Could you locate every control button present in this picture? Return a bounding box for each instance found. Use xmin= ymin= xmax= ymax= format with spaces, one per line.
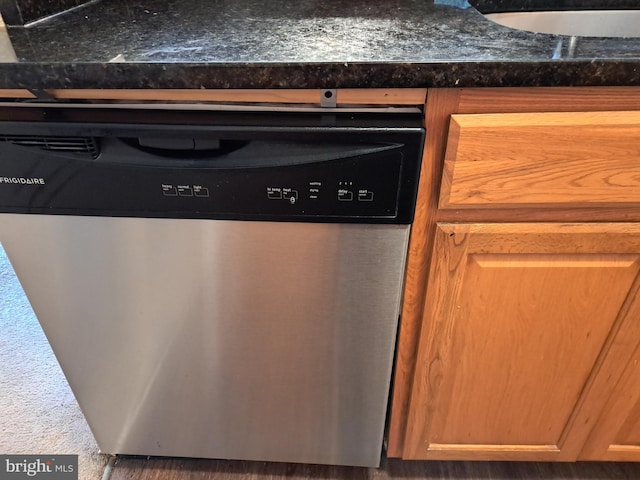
xmin=283 ymin=189 xmax=298 ymax=204
xmin=358 ymin=190 xmax=374 ymax=202
xmin=267 ymin=187 xmax=282 ymax=200
xmin=338 ymin=189 xmax=354 ymax=201
xmin=178 ymin=185 xmax=193 ymax=197
xmin=162 ymin=184 xmax=178 ymax=196
xmin=194 ymin=186 xmax=210 ymax=198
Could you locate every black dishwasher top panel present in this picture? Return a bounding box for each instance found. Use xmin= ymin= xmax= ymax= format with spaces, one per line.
xmin=0 ymin=107 xmax=424 ymax=224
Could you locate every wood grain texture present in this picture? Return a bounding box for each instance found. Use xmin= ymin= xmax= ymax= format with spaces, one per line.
xmin=581 ymin=352 xmax=640 ymax=461
xmin=109 ymin=455 xmax=640 ymax=480
xmin=554 ymin=259 xmax=640 ymax=461
xmin=386 ymin=89 xmax=460 ymax=457
xmin=430 ymin=252 xmax=636 ymax=445
xmin=402 ymin=223 xmax=640 ymax=461
xmin=457 ymin=87 xmax=640 ymax=114
xmin=617 ymin=400 xmax=640 ymax=446
xmin=42 ymin=88 xmax=426 ymax=105
xmin=436 ymin=207 xmax=640 ymax=223
xmin=0 ymin=89 xmax=34 ymax=98
xmin=337 ymin=89 xmax=426 ymax=105
xmin=438 ymin=87 xmax=640 ymax=223
xmin=49 ymin=89 xmax=323 ymax=103
xmin=391 ymin=87 xmax=640 ymax=461
xmin=574 ymin=291 xmax=640 ymax=461
xmin=440 ymin=111 xmax=640 ymax=208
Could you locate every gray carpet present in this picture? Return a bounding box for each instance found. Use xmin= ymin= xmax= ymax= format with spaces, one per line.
xmin=0 ymin=243 xmax=109 ymax=479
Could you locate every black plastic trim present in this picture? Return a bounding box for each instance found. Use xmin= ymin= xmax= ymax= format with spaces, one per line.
xmin=0 ymin=107 xmax=424 ymax=225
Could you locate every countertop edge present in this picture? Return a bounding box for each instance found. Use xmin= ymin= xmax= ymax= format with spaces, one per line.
xmin=0 ymin=60 xmax=639 ymax=90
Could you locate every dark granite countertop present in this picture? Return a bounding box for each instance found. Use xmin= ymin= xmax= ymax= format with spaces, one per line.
xmin=0 ymin=0 xmax=638 ymax=90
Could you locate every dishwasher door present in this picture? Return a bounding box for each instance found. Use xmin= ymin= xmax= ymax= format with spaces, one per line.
xmin=0 ymin=214 xmax=409 ymax=467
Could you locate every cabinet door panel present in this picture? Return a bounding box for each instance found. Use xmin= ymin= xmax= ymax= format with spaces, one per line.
xmin=403 ymin=223 xmax=640 ymax=461
xmin=433 ymin=254 xmax=636 ymax=446
xmin=440 ymin=111 xmax=640 ymax=209
xmin=578 ymin=342 xmax=640 ymax=461
xmin=617 ymin=404 xmax=640 ymax=446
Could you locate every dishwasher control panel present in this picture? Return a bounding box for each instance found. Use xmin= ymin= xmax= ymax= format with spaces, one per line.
xmin=0 ymin=108 xmax=424 ymax=224
xmin=151 ymin=149 xmax=403 ymax=218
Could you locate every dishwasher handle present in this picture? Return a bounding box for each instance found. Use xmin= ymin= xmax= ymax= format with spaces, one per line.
xmin=123 ymin=137 xmax=251 ymax=161
xmin=99 ymin=137 xmax=403 ymax=169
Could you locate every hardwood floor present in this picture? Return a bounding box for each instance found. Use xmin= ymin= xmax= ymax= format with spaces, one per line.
xmin=109 ymin=456 xmax=640 ymax=480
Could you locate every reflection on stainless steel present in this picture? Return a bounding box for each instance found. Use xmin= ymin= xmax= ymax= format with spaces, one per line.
xmin=485 ymin=10 xmax=640 ymax=38
xmin=0 ymin=214 xmax=410 ymax=467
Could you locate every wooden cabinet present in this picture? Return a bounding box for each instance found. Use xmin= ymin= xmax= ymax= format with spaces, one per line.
xmin=402 ymin=223 xmax=640 ymax=461
xmin=387 ymin=87 xmax=640 ymax=461
xmin=577 ymin=323 xmax=640 ymax=461
xmin=440 ymin=111 xmax=640 ymax=208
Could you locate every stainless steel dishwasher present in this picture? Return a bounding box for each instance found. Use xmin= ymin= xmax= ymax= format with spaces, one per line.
xmin=0 ymin=105 xmax=423 ymax=467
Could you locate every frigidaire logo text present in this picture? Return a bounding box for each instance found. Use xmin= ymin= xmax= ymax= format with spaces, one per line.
xmin=0 ymin=177 xmax=45 ymax=185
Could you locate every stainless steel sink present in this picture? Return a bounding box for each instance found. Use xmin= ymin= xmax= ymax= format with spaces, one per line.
xmin=485 ymin=10 xmax=640 ymax=38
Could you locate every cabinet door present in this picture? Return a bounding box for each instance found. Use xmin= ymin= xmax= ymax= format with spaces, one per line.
xmin=439 ymin=111 xmax=640 ymax=209
xmin=578 ymin=338 xmax=640 ymax=461
xmin=402 ymin=223 xmax=640 ymax=461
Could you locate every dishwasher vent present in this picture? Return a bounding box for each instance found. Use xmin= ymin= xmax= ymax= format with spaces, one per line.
xmin=0 ymin=135 xmax=99 ymax=159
